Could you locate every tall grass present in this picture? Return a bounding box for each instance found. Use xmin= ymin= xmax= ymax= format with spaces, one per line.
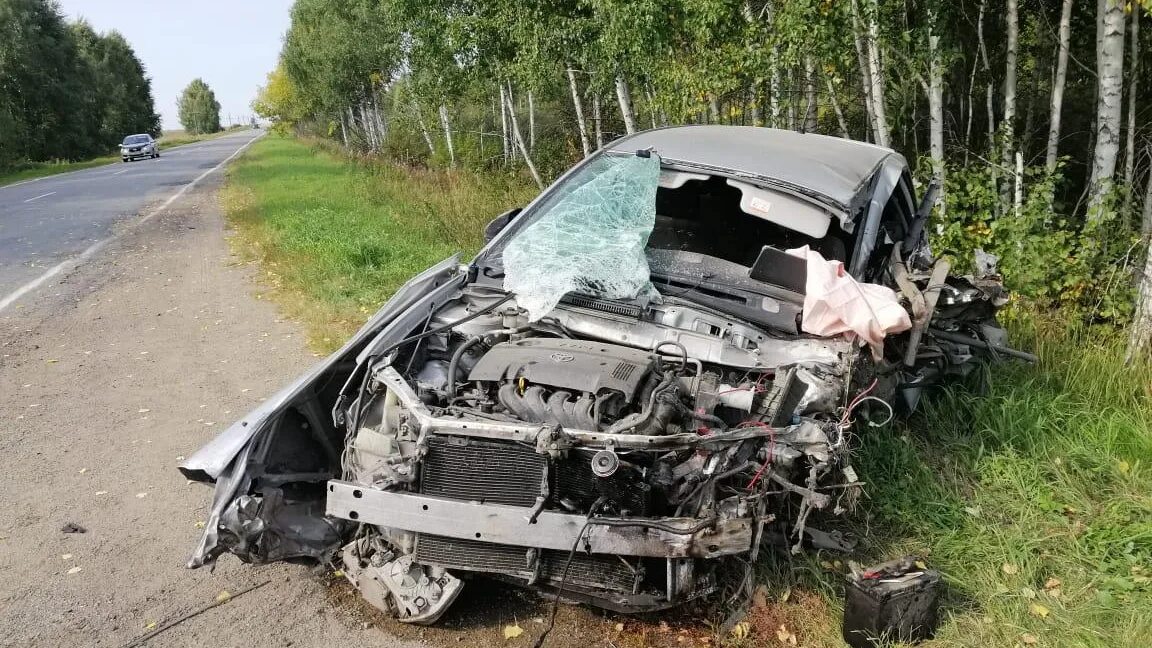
xmin=222 ymin=135 xmax=536 ymax=349
xmin=224 ymin=135 xmax=1151 ymax=647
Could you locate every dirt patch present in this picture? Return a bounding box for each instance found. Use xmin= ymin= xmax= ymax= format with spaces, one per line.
xmin=0 ymin=177 xmax=419 ymax=648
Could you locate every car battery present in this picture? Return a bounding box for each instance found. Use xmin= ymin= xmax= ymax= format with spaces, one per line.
xmin=842 ymin=557 xmax=941 ymax=648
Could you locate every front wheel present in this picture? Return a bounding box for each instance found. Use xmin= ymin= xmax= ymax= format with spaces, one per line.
xmin=122 ymin=158 xmax=129 ymax=163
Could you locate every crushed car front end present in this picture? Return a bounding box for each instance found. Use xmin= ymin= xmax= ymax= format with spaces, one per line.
xmin=180 ymin=126 xmax=1028 ymax=625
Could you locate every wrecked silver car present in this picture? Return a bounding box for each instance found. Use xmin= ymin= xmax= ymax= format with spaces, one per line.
xmin=180 ymin=126 xmax=1029 ymax=623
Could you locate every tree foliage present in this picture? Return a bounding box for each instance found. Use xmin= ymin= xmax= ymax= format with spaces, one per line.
xmin=263 ymin=0 xmax=1152 ymax=330
xmin=0 ymin=0 xmax=159 ymax=169
xmin=177 ymin=78 xmax=222 ymax=135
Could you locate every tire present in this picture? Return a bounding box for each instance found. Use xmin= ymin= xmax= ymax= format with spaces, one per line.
xmin=122 ymin=158 xmax=129 ymax=163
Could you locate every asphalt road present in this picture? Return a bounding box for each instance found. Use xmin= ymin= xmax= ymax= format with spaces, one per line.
xmin=0 ymin=129 xmax=262 ymax=310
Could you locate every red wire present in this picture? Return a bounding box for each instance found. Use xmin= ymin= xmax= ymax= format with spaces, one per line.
xmin=740 ymin=421 xmax=775 ymax=491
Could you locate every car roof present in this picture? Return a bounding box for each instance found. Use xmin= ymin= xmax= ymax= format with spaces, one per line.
xmin=607 ymin=126 xmax=904 ymax=212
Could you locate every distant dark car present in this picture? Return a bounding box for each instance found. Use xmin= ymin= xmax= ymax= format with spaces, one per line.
xmin=120 ymin=134 xmax=158 ymax=162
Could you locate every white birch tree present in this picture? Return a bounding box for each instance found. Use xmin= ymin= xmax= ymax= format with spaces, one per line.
xmin=1087 ymin=0 xmax=1126 ymax=219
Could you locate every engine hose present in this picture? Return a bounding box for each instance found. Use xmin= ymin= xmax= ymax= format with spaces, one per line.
xmin=446 ymin=335 xmax=484 ymax=396
xmin=688 ymin=409 xmax=728 ymax=432
xmin=604 ymin=373 xmax=678 ymax=434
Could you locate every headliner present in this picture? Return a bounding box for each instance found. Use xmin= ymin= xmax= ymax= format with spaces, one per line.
xmin=608 ymin=126 xmax=903 ymax=212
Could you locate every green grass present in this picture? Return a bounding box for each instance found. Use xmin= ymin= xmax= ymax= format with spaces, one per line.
xmin=0 ymin=154 xmax=123 ymax=186
xmin=0 ymin=129 xmax=238 ymax=187
xmin=222 ymin=134 xmax=537 ymax=349
xmin=223 ymin=134 xmax=1152 ymax=647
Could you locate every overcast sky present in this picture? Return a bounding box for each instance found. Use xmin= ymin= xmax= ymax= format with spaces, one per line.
xmin=58 ymin=0 xmax=293 ymax=131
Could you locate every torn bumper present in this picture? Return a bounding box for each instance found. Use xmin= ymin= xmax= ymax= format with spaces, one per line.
xmin=326 ymin=481 xmax=754 ymax=559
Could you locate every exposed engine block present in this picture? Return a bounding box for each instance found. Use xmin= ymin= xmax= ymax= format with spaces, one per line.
xmin=467 ymin=338 xmax=665 ymax=430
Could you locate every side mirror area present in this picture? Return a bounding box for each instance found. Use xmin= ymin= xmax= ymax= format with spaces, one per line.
xmin=484 ymin=207 xmax=522 ymax=243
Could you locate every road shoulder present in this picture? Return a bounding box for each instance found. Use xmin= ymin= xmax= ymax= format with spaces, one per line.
xmin=0 ymin=173 xmax=418 ymax=647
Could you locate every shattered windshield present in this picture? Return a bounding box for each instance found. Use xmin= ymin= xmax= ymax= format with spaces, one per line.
xmin=502 ymin=153 xmax=661 ymax=320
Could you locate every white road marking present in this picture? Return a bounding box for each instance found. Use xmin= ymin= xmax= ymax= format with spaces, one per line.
xmin=112 ymin=169 xmax=129 ymax=175
xmin=24 ymin=192 xmax=56 ymax=203
xmin=0 ymin=134 xmax=262 ymax=315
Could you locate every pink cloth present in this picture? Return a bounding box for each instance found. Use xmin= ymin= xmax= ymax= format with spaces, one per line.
xmin=787 ymin=246 xmax=911 ymax=359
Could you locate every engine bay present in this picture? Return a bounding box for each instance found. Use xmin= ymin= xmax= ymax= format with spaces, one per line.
xmin=331 ymin=286 xmax=862 ymax=622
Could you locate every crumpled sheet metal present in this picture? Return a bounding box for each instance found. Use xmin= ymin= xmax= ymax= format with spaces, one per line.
xmin=212 ymin=491 xmax=347 ymax=564
xmin=502 ymin=154 xmax=661 ymax=320
xmin=788 ymin=246 xmax=911 ymax=359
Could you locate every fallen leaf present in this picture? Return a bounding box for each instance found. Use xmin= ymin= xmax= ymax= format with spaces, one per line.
xmin=730 ymin=621 xmax=751 ymax=640
xmin=47 ymin=359 xmax=59 ymax=364
xmin=1002 ymin=563 xmax=1019 ymax=575
xmin=1029 ymin=603 xmax=1050 ymax=618
xmin=776 ymin=624 xmax=797 ymax=645
xmin=332 ymin=569 xmax=344 ymax=578
xmin=78 ymin=468 xmax=87 ymax=474
xmin=144 ymin=621 xmax=157 ymax=630
xmin=95 ymin=491 xmax=107 ymax=496
xmin=1021 ymin=633 xmax=1039 ymax=645
xmin=614 ymin=623 xmax=625 ymax=632
xmin=1117 ymin=460 xmax=1130 ymax=474
xmin=1022 ymin=587 xmax=1037 ymax=599
xmin=135 ymin=492 xmax=148 ymax=498
xmin=503 ymin=623 xmax=524 ymax=639
xmin=61 ymin=554 xmax=73 ymax=560
xmin=67 ymin=566 xmax=82 ymax=574
xmin=138 ymin=409 xmax=150 ymax=413
xmin=215 ymin=590 xmax=232 ymax=603
xmin=963 ymin=506 xmax=982 ymax=517
xmin=915 ymin=560 xmax=927 ymax=570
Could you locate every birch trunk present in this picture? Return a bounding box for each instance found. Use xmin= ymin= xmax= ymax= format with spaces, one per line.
xmin=362 ymin=101 xmax=379 ymax=152
xmin=853 ymin=0 xmax=890 ymax=147
xmin=566 ymin=67 xmax=592 ymax=157
xmin=504 ymin=82 xmax=544 ymax=189
xmin=965 ymin=54 xmax=977 ymax=152
xmin=1002 ymin=0 xmax=1019 ymax=165
xmin=1122 ymin=7 xmax=1140 ymax=215
xmin=1046 ymin=0 xmax=1075 ymax=174
xmin=412 ymin=99 xmax=435 ymax=157
xmin=372 ymin=92 xmax=387 ymax=144
xmin=644 ymin=83 xmax=658 ymax=129
xmin=499 ymin=86 xmax=510 ymax=164
xmin=1087 ymin=0 xmax=1126 ymax=219
xmin=438 ymin=104 xmax=455 ymax=166
xmin=823 ymin=73 xmax=850 ymax=138
xmin=593 ymin=95 xmax=604 ymax=147
xmin=339 ymin=111 xmax=349 ymax=148
xmin=709 ymin=96 xmax=721 ymax=124
xmin=853 ymin=9 xmax=876 ymax=142
xmin=615 ymin=75 xmax=637 ymax=134
xmin=769 ymin=56 xmax=782 ymax=128
xmin=928 ymin=8 xmax=946 ymax=220
xmin=750 ymin=84 xmax=763 ymax=127
xmin=347 ymin=107 xmax=360 ymax=149
xmin=803 ymin=56 xmax=818 ymax=132
xmin=527 ymin=90 xmax=536 ymax=152
xmin=977 ymin=0 xmax=995 ymax=150
xmin=1145 ymin=144 xmax=1152 ymax=235
xmin=865 ymin=0 xmax=890 ymax=147
xmin=1128 ymin=239 xmax=1152 ymax=359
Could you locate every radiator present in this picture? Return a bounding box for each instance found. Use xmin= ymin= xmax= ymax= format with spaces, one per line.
xmin=419 ymin=435 xmax=545 ymax=507
xmin=420 ymin=435 xmax=651 ymax=514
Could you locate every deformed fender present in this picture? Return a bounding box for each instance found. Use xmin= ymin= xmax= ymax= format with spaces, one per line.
xmin=179 ymin=255 xmax=464 ymax=567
